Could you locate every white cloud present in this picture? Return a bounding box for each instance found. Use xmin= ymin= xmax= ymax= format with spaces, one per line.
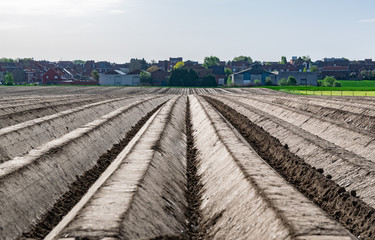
xmin=359 ymin=18 xmax=375 ymax=23
xmin=0 ymin=0 xmax=125 ymax=16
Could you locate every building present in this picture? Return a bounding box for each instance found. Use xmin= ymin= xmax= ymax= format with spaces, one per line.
xmin=99 ymin=69 xmax=141 ymax=86
xmin=150 ymin=68 xmax=169 ymax=86
xmin=321 ymin=66 xmax=349 ymax=80
xmin=231 ymin=64 xmax=277 ymax=86
xmin=11 ymin=68 xmax=27 ymax=84
xmin=42 ymin=68 xmax=74 ymax=84
xmin=277 ymin=72 xmax=318 ymax=86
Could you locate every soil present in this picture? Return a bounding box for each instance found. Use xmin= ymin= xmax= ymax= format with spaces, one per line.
xmin=22 ymin=103 xmax=165 ymax=239
xmin=204 ymin=95 xmax=375 ymax=240
xmin=184 ymin=97 xmax=204 ymax=240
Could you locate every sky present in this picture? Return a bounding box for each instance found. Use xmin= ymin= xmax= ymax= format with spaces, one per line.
xmin=1 ymin=0 xmax=375 ymax=63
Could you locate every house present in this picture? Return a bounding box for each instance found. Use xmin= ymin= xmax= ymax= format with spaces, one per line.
xmin=42 ymin=68 xmax=74 ymax=84
xmin=183 ymin=65 xmax=213 ymax=78
xmin=277 ymin=72 xmax=318 ymax=86
xmin=11 ymin=68 xmax=27 ymax=84
xmin=99 ymin=69 xmax=141 ymax=86
xmin=321 ymin=66 xmax=349 ymax=80
xmin=209 ymin=65 xmax=225 ymax=85
xmin=231 ymin=64 xmax=277 ymax=86
xmin=150 ymin=68 xmax=170 ymax=86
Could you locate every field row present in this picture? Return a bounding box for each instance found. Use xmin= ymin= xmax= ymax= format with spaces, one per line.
xmin=0 ymin=88 xmax=374 ymax=239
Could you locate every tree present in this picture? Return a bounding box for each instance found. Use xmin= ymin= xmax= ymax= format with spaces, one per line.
xmin=224 ymin=68 xmax=232 ymax=84
xmin=254 ymin=79 xmax=261 ymax=86
xmin=201 ymin=74 xmax=217 ymax=87
xmin=73 ymin=60 xmax=86 ymax=65
xmin=202 ymin=56 xmax=220 ymax=69
xmin=287 ymin=76 xmax=297 ymax=86
xmin=310 ymin=65 xmax=318 ymax=72
xmin=303 ymin=67 xmax=307 ymax=72
xmin=280 ymin=56 xmax=287 ymax=64
xmin=169 ymin=68 xmax=199 ymax=87
xmin=278 ymin=78 xmax=288 ymax=86
xmin=4 ymin=73 xmax=14 ymax=85
xmin=91 ymin=70 xmax=99 ymax=81
xmin=322 ymin=76 xmax=336 ymax=87
xmin=140 ymin=71 xmax=152 ymax=86
xmin=333 ymin=81 xmax=342 ymax=87
xmin=265 ymin=77 xmax=273 ymax=86
xmin=173 ymin=61 xmax=184 ymax=70
xmin=302 ymin=56 xmax=311 ymax=62
xmin=233 ymin=56 xmax=253 ymax=64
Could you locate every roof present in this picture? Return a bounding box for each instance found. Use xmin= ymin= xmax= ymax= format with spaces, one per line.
xmin=322 ymin=66 xmax=348 ymax=71
xmin=234 ymin=63 xmax=273 ymax=75
xmin=106 ymin=70 xmax=126 ymax=75
xmin=127 ymin=69 xmax=143 ymax=75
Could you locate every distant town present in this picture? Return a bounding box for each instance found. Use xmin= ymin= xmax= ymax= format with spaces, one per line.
xmin=0 ymin=56 xmax=374 ymax=87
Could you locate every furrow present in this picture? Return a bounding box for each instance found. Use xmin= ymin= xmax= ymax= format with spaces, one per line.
xmin=0 ymin=96 xmax=170 ymax=240
xmin=212 ymin=95 xmax=375 ymax=209
xmin=0 ymin=96 xmax=151 ymax=163
xmin=49 ymin=96 xmax=187 ymax=239
xmin=204 ymin=95 xmax=375 ymax=240
xmin=190 ymin=95 xmax=356 ymax=239
xmin=231 ymin=95 xmax=375 ymax=162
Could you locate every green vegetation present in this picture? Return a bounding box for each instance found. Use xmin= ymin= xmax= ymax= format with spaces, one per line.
xmin=233 ymin=56 xmax=253 ymax=64
xmin=169 ymin=68 xmax=217 ymax=87
xmin=202 ymin=56 xmax=220 ymax=69
xmin=173 ymin=61 xmax=184 ymax=70
xmin=4 ymin=73 xmax=15 ymax=85
xmin=254 ymin=80 xmax=261 ymax=86
xmin=139 ymin=71 xmax=152 ymax=86
xmin=339 ymin=80 xmax=375 ymax=88
xmin=265 ymin=77 xmax=273 ymax=86
xmin=280 ymin=56 xmax=287 ymax=64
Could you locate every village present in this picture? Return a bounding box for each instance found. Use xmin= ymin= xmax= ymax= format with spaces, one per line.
xmin=1 ymin=56 xmax=375 ymax=87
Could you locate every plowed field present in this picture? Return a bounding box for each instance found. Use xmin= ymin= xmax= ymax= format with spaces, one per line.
xmin=0 ymin=86 xmax=374 ymax=240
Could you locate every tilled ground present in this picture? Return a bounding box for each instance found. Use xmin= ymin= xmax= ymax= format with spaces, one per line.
xmin=0 ymin=87 xmax=374 ymax=240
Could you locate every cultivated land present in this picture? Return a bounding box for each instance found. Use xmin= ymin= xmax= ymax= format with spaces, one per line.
xmin=0 ymin=86 xmax=375 ymax=239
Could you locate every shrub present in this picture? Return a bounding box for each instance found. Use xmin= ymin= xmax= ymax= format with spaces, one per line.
xmin=333 ymin=81 xmax=342 ymax=87
xmin=279 ymin=78 xmax=288 ymax=86
xmin=322 ymin=76 xmax=336 ymax=87
xmin=265 ymin=77 xmax=273 ymax=86
xmin=254 ymin=79 xmax=261 ymax=86
xmin=287 ymin=76 xmax=297 ymax=86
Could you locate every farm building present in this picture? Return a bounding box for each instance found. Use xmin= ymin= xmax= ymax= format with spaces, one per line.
xmin=277 ymin=71 xmax=318 ymax=86
xmin=99 ymin=69 xmax=141 ymax=86
xmin=231 ymin=64 xmax=277 ymax=86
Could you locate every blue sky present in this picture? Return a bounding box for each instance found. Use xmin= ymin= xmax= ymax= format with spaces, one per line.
xmin=1 ymin=0 xmax=375 ymax=63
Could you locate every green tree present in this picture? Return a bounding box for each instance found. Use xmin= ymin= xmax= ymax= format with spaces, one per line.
xmin=303 ymin=67 xmax=307 ymax=72
xmin=233 ymin=56 xmax=253 ymax=64
xmin=278 ymin=78 xmax=288 ymax=86
xmin=287 ymin=76 xmax=297 ymax=86
xmin=322 ymin=76 xmax=336 ymax=87
xmin=91 ymin=70 xmax=99 ymax=81
xmin=0 ymin=58 xmax=15 ymax=63
xmin=224 ymin=68 xmax=232 ymax=84
xmin=202 ymin=56 xmax=220 ymax=69
xmin=73 ymin=60 xmax=86 ymax=65
xmin=280 ymin=56 xmax=287 ymax=64
xmin=169 ymin=68 xmax=199 ymax=87
xmin=265 ymin=77 xmax=273 ymax=86
xmin=333 ymin=81 xmax=342 ymax=87
xmin=173 ymin=61 xmax=185 ymax=70
xmin=302 ymin=56 xmax=311 ymax=62
xmin=140 ymin=71 xmax=152 ymax=86
xmin=310 ymin=65 xmax=318 ymax=72
xmin=201 ymin=74 xmax=217 ymax=87
xmin=254 ymin=79 xmax=261 ymax=86
xmin=4 ymin=73 xmax=15 ymax=85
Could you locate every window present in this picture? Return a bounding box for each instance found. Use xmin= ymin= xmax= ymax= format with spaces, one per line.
xmin=54 ymin=76 xmax=58 ymax=79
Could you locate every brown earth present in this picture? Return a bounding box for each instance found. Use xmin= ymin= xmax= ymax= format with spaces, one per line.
xmin=22 ymin=102 xmax=165 ymax=239
xmin=203 ymin=96 xmax=375 ymax=240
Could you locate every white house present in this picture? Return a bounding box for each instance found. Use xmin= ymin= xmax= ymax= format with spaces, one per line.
xmin=99 ymin=69 xmax=141 ymax=86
